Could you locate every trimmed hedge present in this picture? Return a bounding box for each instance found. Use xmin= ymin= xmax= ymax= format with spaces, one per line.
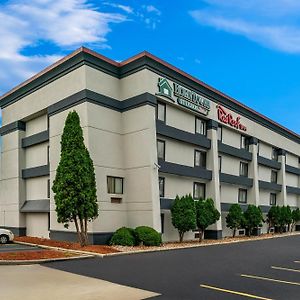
xmin=135 ymin=226 xmax=162 ymax=246
xmin=109 ymin=227 xmax=136 ymax=246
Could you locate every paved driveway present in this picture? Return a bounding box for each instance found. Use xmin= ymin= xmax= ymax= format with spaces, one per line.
xmin=45 ymin=235 xmax=300 ymax=299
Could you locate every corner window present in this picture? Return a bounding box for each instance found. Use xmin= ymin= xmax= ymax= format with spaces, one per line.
xmin=217 ymin=126 xmax=222 ymax=142
xmin=270 ymin=193 xmax=277 ymax=206
xmin=239 ymin=162 xmax=248 ymax=177
xmin=272 ymin=147 xmax=278 ymax=161
xmin=157 ymin=102 xmax=166 ymax=122
xmin=195 ymin=118 xmax=206 ymax=136
xmin=107 ymin=176 xmax=124 ymax=194
xmin=271 ymin=170 xmax=278 ymax=183
xmin=238 ymin=188 xmax=247 ymax=204
xmin=157 ymin=140 xmax=165 ymax=160
xmin=241 ymin=135 xmax=250 ymax=151
xmin=193 ymin=182 xmax=206 ymax=200
xmin=194 ymin=150 xmax=207 ymax=168
xmin=218 ymin=156 xmax=222 ymax=172
xmin=159 ymin=177 xmax=165 ymax=197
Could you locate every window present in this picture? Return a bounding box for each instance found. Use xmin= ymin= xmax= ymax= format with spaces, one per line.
xmin=270 ymin=193 xmax=277 ymax=206
xmin=157 ymin=140 xmax=165 ymax=160
xmin=238 ymin=189 xmax=247 ymax=203
xmin=193 ymin=182 xmax=206 ymax=200
xmin=47 ymin=146 xmax=50 ymax=164
xmin=159 ymin=177 xmax=165 ymax=197
xmin=194 ymin=150 xmax=207 ymax=168
xmin=218 ymin=156 xmax=222 ymax=172
xmin=241 ymin=135 xmax=250 ymax=151
xmin=272 ymin=147 xmax=278 ymax=161
xmin=107 ymin=176 xmax=124 ymax=194
xmin=47 ymin=179 xmax=50 ymax=198
xmin=257 ymin=140 xmax=260 ymax=155
xmin=217 ymin=126 xmax=222 ymax=141
xmin=271 ymin=170 xmax=278 ymax=183
xmin=157 ymin=102 xmax=166 ymax=122
xmin=240 ymin=162 xmax=248 ymax=177
xmin=195 ymin=118 xmax=206 ymax=136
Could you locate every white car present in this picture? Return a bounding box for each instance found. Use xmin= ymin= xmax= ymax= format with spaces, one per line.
xmin=0 ymin=229 xmax=14 ymax=244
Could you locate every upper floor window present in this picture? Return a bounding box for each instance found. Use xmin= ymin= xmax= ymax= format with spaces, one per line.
xmin=217 ymin=126 xmax=222 ymax=142
xmin=194 ymin=150 xmax=207 ymax=168
xmin=193 ymin=182 xmax=206 ymax=200
xmin=107 ymin=176 xmax=124 ymax=194
xmin=157 ymin=140 xmax=165 ymax=160
xmin=241 ymin=135 xmax=250 ymax=151
xmin=240 ymin=162 xmax=248 ymax=177
xmin=270 ymin=193 xmax=277 ymax=206
xmin=159 ymin=177 xmax=165 ymax=197
xmin=238 ymin=188 xmax=247 ymax=204
xmin=271 ymin=170 xmax=278 ymax=183
xmin=272 ymin=147 xmax=278 ymax=161
xmin=195 ymin=118 xmax=206 ymax=136
xmin=157 ymin=102 xmax=166 ymax=122
xmin=257 ymin=140 xmax=260 ymax=155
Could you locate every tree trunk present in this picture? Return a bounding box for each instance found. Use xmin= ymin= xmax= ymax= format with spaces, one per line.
xmin=179 ymin=231 xmax=184 ymax=243
xmin=79 ymin=218 xmax=87 ymax=247
xmin=233 ymin=228 xmax=236 ymax=238
xmin=74 ymin=217 xmax=83 ymax=246
xmin=248 ymin=228 xmax=251 ymax=237
xmin=199 ymin=228 xmax=204 ymax=242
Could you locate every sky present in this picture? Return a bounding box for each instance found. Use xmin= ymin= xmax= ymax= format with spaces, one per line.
xmin=1 ymin=0 xmax=300 ymax=133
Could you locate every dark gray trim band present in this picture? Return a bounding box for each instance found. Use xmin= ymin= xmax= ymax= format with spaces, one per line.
xmin=257 ymin=156 xmax=281 ymax=170
xmin=218 ymin=142 xmax=252 ymax=161
xmin=20 ymin=200 xmax=50 ymax=213
xmin=259 ymin=180 xmax=282 ymax=191
xmin=286 ymin=186 xmax=300 ymax=195
xmin=1 ymin=226 xmax=26 ymax=236
xmin=22 ymin=164 xmax=50 ymax=179
xmin=49 ymin=230 xmax=113 ymax=245
xmin=156 ymin=120 xmax=211 ymax=149
xmin=221 ymin=203 xmax=270 ymax=213
xmin=48 ymin=89 xmax=157 ymax=116
xmin=22 ymin=130 xmax=49 ymax=148
xmin=220 ymin=173 xmax=253 ymax=187
xmin=158 ymin=159 xmax=212 ymax=180
xmin=204 ymin=230 xmax=222 ymax=240
xmin=0 ymin=121 xmax=26 ymax=136
xmin=285 ymin=164 xmax=300 ymax=176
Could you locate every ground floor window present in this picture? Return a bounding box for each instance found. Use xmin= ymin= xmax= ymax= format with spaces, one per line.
xmin=107 ymin=176 xmax=124 ymax=194
xmin=270 ymin=193 xmax=277 ymax=206
xmin=238 ymin=188 xmax=247 ymax=203
xmin=193 ymin=182 xmax=206 ymax=200
xmin=159 ymin=177 xmax=165 ymax=197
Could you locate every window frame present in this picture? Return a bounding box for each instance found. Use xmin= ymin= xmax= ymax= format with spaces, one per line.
xmin=157 ymin=102 xmax=166 ymax=123
xmin=157 ymin=139 xmax=166 ymax=160
xmin=195 ymin=117 xmax=207 ymax=136
xmin=47 ymin=179 xmax=50 ymax=198
xmin=194 ymin=149 xmax=207 ymax=168
xmin=240 ymin=135 xmax=250 ymax=151
xmin=107 ymin=176 xmax=124 ymax=194
xmin=238 ymin=188 xmax=247 ymax=204
xmin=270 ymin=193 xmax=277 ymax=206
xmin=272 ymin=147 xmax=278 ymax=161
xmin=193 ymin=182 xmax=206 ymax=200
xmin=239 ymin=161 xmax=249 ymax=177
xmin=218 ymin=155 xmax=222 ymax=172
xmin=271 ymin=170 xmax=278 ymax=184
xmin=159 ymin=177 xmax=165 ymax=198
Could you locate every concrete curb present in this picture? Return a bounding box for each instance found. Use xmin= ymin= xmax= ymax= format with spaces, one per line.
xmin=13 ymin=232 xmax=300 ymax=259
xmin=0 ymin=254 xmax=95 ymax=265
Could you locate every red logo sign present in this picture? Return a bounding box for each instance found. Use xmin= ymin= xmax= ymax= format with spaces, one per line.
xmin=217 ymin=105 xmax=247 ymax=131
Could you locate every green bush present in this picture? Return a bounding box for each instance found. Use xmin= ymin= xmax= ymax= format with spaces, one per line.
xmin=110 ymin=227 xmax=136 ymax=246
xmin=135 ymin=226 xmax=162 ymax=246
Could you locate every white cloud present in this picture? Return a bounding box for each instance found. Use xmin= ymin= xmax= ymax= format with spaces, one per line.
xmin=190 ymin=0 xmax=300 ymax=53
xmin=103 ymin=2 xmax=134 ymax=14
xmin=144 ymin=5 xmax=161 ymax=16
xmin=0 ymin=0 xmax=129 ymax=95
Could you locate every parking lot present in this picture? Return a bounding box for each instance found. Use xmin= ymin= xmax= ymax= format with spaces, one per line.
xmin=45 ymin=235 xmax=300 ymax=299
xmin=0 ymin=243 xmax=40 ymax=253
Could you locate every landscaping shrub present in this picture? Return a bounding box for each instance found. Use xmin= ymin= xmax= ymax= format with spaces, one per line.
xmin=135 ymin=226 xmax=162 ymax=246
xmin=110 ymin=227 xmax=136 ymax=246
xmin=226 ymin=204 xmax=244 ymax=237
xmin=243 ymin=205 xmax=264 ymax=236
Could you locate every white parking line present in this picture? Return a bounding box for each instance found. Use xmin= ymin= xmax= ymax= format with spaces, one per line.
xmin=271 ymin=266 xmax=300 ymax=273
xmin=241 ymin=274 xmax=300 ymax=286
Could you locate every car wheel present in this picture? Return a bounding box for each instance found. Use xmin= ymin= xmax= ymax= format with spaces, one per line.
xmin=0 ymin=235 xmax=8 ymax=244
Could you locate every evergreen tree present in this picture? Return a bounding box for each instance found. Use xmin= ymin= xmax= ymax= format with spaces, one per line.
xmin=52 ymin=111 xmax=98 ymax=246
xmin=171 ymin=194 xmax=196 ymax=243
xmin=266 ymin=206 xmax=280 ymax=233
xmin=291 ymin=208 xmax=300 ymax=231
xmin=226 ymin=204 xmax=244 ymax=237
xmin=195 ymin=198 xmax=220 ymax=241
xmin=243 ymin=205 xmax=263 ymax=236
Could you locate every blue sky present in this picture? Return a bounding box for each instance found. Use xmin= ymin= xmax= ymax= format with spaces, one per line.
xmin=1 ymin=0 xmax=300 ymax=133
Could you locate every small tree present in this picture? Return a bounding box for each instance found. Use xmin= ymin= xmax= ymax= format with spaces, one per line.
xmin=171 ymin=194 xmax=196 ymax=243
xmin=266 ymin=206 xmax=280 ymax=233
xmin=243 ymin=205 xmax=263 ymax=236
xmin=52 ymin=111 xmax=98 ymax=246
xmin=291 ymin=208 xmax=300 ymax=231
xmin=226 ymin=204 xmax=244 ymax=237
xmin=280 ymin=206 xmax=293 ymax=232
xmin=195 ymin=198 xmax=220 ymax=241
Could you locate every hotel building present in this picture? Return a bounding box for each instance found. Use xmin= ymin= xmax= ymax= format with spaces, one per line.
xmin=0 ymin=47 xmax=299 ymax=243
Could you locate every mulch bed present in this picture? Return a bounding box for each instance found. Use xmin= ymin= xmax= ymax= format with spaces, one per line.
xmin=0 ymin=250 xmax=77 ymax=261
xmin=15 ymin=236 xmax=120 ymax=254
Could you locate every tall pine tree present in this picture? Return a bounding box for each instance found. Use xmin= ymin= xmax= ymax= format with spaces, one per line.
xmin=52 ymin=111 xmax=98 ymax=246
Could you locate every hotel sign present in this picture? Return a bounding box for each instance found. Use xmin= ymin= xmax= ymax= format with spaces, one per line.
xmin=217 ymin=105 xmax=247 ymax=131
xmin=157 ymin=78 xmax=210 ymax=115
